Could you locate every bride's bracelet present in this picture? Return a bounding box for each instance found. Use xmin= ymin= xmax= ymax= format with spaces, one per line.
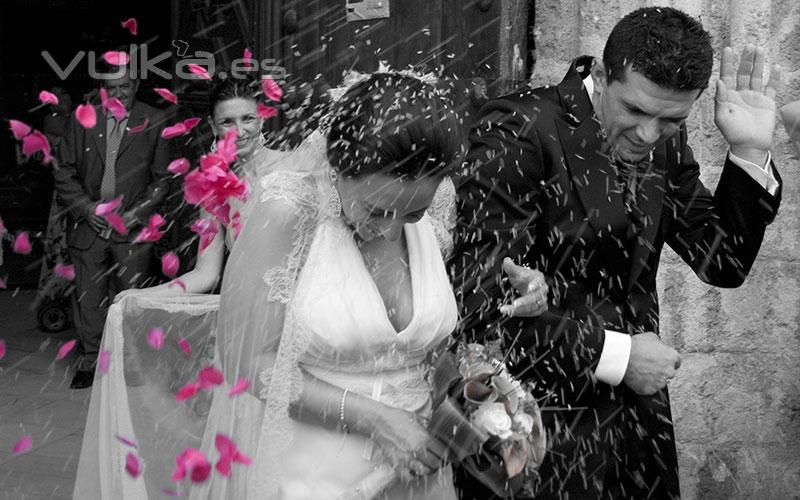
xmin=339 ymin=388 xmax=349 ymax=433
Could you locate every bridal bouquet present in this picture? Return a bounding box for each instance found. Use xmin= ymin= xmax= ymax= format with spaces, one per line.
xmin=429 ymin=343 xmax=546 ymax=497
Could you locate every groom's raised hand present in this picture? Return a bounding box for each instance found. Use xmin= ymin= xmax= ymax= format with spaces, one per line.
xmin=715 ymin=44 xmax=782 ymax=165
xmin=623 ymin=332 xmax=682 ymax=396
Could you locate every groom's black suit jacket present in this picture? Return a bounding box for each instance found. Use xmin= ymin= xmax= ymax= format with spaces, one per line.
xmin=451 ymin=57 xmax=781 ymax=499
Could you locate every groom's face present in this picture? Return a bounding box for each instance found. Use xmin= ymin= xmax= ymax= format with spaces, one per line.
xmin=591 ymin=63 xmax=700 ymax=161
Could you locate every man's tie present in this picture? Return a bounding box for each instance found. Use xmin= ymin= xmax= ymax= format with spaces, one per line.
xmin=614 ymin=157 xmax=649 ymax=244
xmin=101 ymin=116 xmax=124 ymax=200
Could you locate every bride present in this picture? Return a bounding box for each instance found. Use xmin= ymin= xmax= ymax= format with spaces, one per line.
xmin=193 ymin=72 xmax=463 ymax=499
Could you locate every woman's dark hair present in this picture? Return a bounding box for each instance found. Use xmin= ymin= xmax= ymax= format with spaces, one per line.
xmin=326 ymin=73 xmax=464 ymax=179
xmin=208 ymin=71 xmax=264 ymax=114
xmin=603 ymin=7 xmax=713 ymax=91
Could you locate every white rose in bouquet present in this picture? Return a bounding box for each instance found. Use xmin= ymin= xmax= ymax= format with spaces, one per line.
xmin=472 ymin=402 xmax=513 ymax=440
xmin=512 ymin=412 xmax=534 ymax=434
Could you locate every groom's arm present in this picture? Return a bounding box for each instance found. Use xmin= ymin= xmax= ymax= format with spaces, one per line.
xmin=452 ymin=96 xmax=607 ymax=401
xmin=664 ymin=126 xmax=781 ymax=287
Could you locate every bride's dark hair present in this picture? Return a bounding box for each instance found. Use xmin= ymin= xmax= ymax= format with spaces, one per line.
xmin=326 ymin=73 xmax=463 ymax=179
xmin=208 ymin=70 xmax=265 ymax=113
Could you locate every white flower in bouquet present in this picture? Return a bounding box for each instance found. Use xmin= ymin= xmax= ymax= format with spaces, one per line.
xmin=472 ymin=402 xmax=513 ymax=440
xmin=512 ymin=412 xmax=534 ymax=434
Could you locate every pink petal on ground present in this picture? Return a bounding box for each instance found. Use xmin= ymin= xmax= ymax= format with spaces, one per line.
xmin=39 ymin=90 xmax=59 ymax=106
xmin=127 ymin=118 xmax=149 ymax=135
xmin=182 ymin=117 xmax=201 ymax=130
xmin=104 ymin=213 xmax=129 ymax=235
xmin=106 ymin=97 xmax=127 ymax=121
xmin=167 ymin=157 xmax=190 ymax=175
xmin=161 ymin=251 xmax=179 ymax=277
xmin=95 ymin=196 xmax=123 ymax=215
xmin=115 ymin=434 xmax=138 ymax=448
xmin=154 ymin=88 xmax=178 ymax=104
xmin=12 ymin=435 xmax=32 ymax=455
xmin=54 ymin=262 xmax=75 ymax=281
xmin=13 ymin=232 xmax=32 ymax=254
xmin=261 ymin=76 xmax=282 ymax=102
xmin=55 ymin=339 xmax=77 ymax=361
xmin=125 ymin=452 xmax=141 ymax=478
xmin=198 ymin=366 xmax=224 ymax=389
xmin=9 ymin=119 xmax=31 ymax=140
xmin=121 ymin=18 xmax=138 ymax=36
xmin=177 ymin=337 xmax=192 ymax=356
xmin=103 ymin=51 xmax=130 ymax=66
xmin=147 ymin=327 xmax=165 ymax=350
xmin=228 ymin=378 xmax=249 ymax=398
xmin=76 ymin=104 xmax=97 ymax=129
xmin=161 ymin=123 xmax=187 ymax=139
xmin=175 ymin=382 xmax=201 ymax=402
xmin=256 ymin=103 xmax=278 ymax=119
xmin=99 ymin=350 xmax=111 ymax=375
xmin=0 ymin=339 xmax=6 ymax=359
xmin=187 ymin=64 xmax=211 ymax=81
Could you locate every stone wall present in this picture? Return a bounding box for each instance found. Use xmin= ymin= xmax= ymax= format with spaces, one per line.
xmin=529 ymin=1 xmax=800 ymax=498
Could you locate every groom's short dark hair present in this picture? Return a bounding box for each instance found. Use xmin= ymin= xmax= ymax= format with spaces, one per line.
xmin=603 ymin=6 xmax=713 ymax=91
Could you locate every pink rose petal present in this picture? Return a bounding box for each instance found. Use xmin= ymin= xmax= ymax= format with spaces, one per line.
xmin=198 ymin=366 xmax=224 ymax=389
xmin=0 ymin=277 xmax=6 ymax=289
xmin=261 ymin=76 xmax=282 ymax=102
xmin=190 ymin=218 xmax=218 ymax=252
xmin=177 ymin=337 xmax=192 ymax=356
xmin=175 ymin=382 xmax=201 ymax=402
xmin=133 ymin=214 xmax=165 ymax=243
xmin=104 ymin=213 xmax=129 ymax=235
xmin=39 ymin=90 xmax=59 ymax=106
xmin=22 ymin=130 xmax=53 ymax=163
xmin=187 ymin=64 xmax=211 ymax=81
xmin=243 ymin=48 xmax=253 ymax=67
xmin=115 ymin=434 xmax=138 ymax=448
xmin=95 ymin=196 xmax=123 ymax=216
xmin=167 ymin=157 xmax=190 ymax=175
xmin=13 ymin=232 xmax=32 ymax=255
xmin=228 ymin=378 xmax=250 ymax=398
xmin=106 ymin=97 xmax=127 ymax=121
xmin=121 ymin=18 xmax=138 ymax=36
xmin=127 ymin=118 xmax=149 ymax=135
xmin=256 ymin=103 xmax=278 ymax=119
xmin=0 ymin=339 xmax=6 ymax=360
xmin=173 ymin=279 xmax=187 ymax=292
xmin=9 ymin=119 xmax=31 ymax=140
xmin=98 ymin=350 xmax=111 ymax=375
xmin=54 ymin=262 xmax=75 ymax=281
xmin=216 ymin=128 xmax=238 ymax=164
xmin=154 ymin=88 xmax=178 ymax=104
xmin=161 ymin=252 xmax=179 ymax=277
xmin=125 ymin=452 xmax=141 ymax=478
xmin=214 ymin=433 xmax=251 ymax=478
xmin=76 ymin=104 xmax=97 ymax=129
xmin=103 ymin=51 xmax=130 ymax=66
xmin=99 ymin=88 xmax=109 ymax=112
xmin=160 ymin=488 xmax=182 ymax=497
xmin=12 ymin=435 xmax=32 ymax=455
xmin=161 ymin=123 xmax=187 ymax=139
xmin=55 ymin=339 xmax=77 ymax=361
xmin=182 ymin=117 xmax=201 ymax=130
xmin=147 ymin=327 xmax=165 ymax=350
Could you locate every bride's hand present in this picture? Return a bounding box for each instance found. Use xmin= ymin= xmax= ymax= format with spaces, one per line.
xmin=499 ymin=257 xmax=549 ymax=317
xmin=369 ymin=407 xmax=447 ymax=481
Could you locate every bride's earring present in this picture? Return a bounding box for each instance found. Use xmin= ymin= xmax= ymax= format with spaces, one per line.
xmin=209 ymin=136 xmax=218 ymax=153
xmin=328 ymin=169 xmax=342 ymax=216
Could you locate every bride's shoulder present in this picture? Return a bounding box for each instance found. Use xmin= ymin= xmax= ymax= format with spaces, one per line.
xmin=258 ymin=169 xmax=321 ymax=213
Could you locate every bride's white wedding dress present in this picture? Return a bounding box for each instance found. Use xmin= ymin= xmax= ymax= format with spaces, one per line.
xmin=73 ymin=130 xmax=458 ymax=499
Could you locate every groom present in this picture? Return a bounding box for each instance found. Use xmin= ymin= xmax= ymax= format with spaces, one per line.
xmin=452 ymin=7 xmax=781 ymax=499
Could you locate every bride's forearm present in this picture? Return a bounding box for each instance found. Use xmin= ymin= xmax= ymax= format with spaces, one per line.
xmin=288 ymin=368 xmax=390 ymax=437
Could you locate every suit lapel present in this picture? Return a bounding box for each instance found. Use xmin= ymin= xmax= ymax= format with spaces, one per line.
xmin=117 ymin=102 xmax=144 ymax=158
xmin=555 ymin=58 xmax=631 ymax=278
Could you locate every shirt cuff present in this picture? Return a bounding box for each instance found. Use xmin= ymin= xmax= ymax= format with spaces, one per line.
xmin=594 ymin=330 xmax=632 ymax=386
xmin=728 ymin=151 xmax=780 ymax=196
